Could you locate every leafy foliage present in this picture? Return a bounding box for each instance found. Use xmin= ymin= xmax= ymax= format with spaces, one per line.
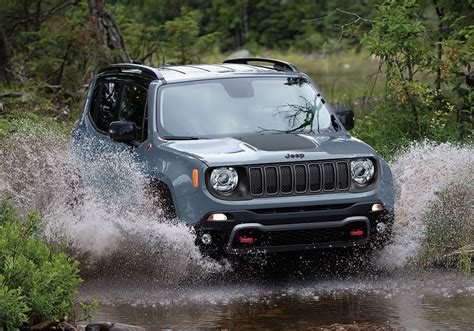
xmin=353 ymin=99 xmax=461 ymax=160
xmin=362 ymin=0 xmax=473 ymax=144
xmin=0 ymin=201 xmax=82 ymax=329
xmin=162 ymin=7 xmax=219 ymax=64
xmin=79 ymin=300 xmax=100 ymax=323
xmin=0 ymin=275 xmax=30 ymax=330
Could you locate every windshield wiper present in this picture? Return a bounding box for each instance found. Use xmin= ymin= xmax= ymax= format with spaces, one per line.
xmin=162 ymin=135 xmax=202 ymax=140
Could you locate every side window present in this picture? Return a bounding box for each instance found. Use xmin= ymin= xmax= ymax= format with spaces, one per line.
xmin=90 ymin=81 xmax=122 ymax=132
xmin=119 ymin=84 xmax=148 ymax=141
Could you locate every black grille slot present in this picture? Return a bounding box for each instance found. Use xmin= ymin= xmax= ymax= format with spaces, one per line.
xmin=246 ymin=159 xmax=357 ymax=197
xmin=280 ymin=166 xmax=293 ymax=194
xmin=264 ymin=167 xmax=278 ymax=195
xmin=249 ymin=168 xmax=263 ymax=195
xmin=323 ymin=163 xmax=336 ymax=191
xmin=294 ymin=165 xmax=307 ymax=193
xmin=233 ymin=221 xmax=368 ymax=248
xmin=337 ymin=162 xmax=350 ymax=190
xmin=309 ymin=163 xmax=321 ymax=192
xmin=266 ymin=228 xmax=346 ymax=246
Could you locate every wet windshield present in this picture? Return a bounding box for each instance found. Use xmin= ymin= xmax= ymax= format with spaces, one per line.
xmin=158 ymin=77 xmax=336 ymax=138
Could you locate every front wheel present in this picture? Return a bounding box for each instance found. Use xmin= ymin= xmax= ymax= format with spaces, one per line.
xmin=145 ymin=179 xmax=177 ymax=219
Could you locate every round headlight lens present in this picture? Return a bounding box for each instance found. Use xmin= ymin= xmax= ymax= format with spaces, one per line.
xmin=210 ymin=167 xmax=238 ymax=193
xmin=351 ymin=159 xmax=375 ymax=185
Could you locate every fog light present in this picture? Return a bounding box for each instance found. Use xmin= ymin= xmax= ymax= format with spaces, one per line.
xmin=207 ymin=213 xmax=228 ymax=221
xmin=201 ymin=233 xmax=212 ymax=245
xmin=376 ymin=222 xmax=387 ymax=234
xmin=371 ymin=203 xmax=384 ymax=212
xmin=350 ymin=229 xmax=365 ymax=237
xmin=239 ymin=236 xmax=254 ymax=244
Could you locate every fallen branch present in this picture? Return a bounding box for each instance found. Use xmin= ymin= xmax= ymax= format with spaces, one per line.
xmin=0 ymin=91 xmax=22 ymax=98
xmin=442 ymin=245 xmax=474 ymax=258
xmin=430 ymin=245 xmax=474 ymax=269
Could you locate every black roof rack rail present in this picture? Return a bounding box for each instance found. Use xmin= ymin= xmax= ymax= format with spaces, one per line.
xmin=98 ymin=63 xmax=164 ymax=80
xmin=223 ymin=57 xmax=299 ymax=72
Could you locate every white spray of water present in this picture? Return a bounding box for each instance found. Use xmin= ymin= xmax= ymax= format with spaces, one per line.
xmin=0 ymin=122 xmax=227 ymax=283
xmin=378 ymin=141 xmax=474 ymax=268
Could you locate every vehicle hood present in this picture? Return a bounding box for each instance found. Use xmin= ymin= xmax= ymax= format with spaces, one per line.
xmin=162 ymin=133 xmax=377 ymax=166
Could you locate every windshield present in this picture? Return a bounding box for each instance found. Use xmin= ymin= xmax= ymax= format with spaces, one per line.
xmin=158 ymin=77 xmax=337 ymax=138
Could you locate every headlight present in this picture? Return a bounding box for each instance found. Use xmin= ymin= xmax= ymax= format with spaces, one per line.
xmin=351 ymin=159 xmax=375 ymax=185
xmin=210 ymin=167 xmax=238 ymax=193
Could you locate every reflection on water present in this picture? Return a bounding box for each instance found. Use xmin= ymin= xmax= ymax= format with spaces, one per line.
xmin=80 ymin=271 xmax=474 ymax=330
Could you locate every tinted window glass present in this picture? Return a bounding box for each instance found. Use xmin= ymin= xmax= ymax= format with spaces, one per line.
xmin=91 ymin=81 xmax=122 ymax=132
xmin=158 ymin=77 xmax=334 ymax=138
xmin=119 ymin=84 xmax=147 ymax=141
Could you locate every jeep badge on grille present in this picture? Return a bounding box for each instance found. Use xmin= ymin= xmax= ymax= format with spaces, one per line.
xmin=285 ymin=153 xmax=305 ymax=159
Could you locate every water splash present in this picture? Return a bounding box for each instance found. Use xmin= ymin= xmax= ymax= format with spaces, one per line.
xmin=0 ymin=122 xmax=227 ymax=283
xmin=378 ymin=141 xmax=474 ymax=268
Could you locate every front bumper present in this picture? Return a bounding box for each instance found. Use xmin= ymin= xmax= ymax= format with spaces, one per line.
xmin=194 ymin=201 xmax=393 ymax=255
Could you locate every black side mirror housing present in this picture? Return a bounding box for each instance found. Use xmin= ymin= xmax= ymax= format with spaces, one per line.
xmin=109 ymin=121 xmax=136 ymax=143
xmin=336 ymin=109 xmax=355 ymax=131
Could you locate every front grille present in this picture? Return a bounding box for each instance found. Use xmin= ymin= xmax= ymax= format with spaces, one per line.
xmin=248 ymin=160 xmax=351 ymax=197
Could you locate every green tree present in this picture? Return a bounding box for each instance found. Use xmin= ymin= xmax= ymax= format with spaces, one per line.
xmin=363 ymin=0 xmax=472 ymax=141
xmin=163 ymin=7 xmax=218 ymax=64
xmin=433 ymin=0 xmax=474 ymax=140
xmin=363 ymin=0 xmax=434 ymax=139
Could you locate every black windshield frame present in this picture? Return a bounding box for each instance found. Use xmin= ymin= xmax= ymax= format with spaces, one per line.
xmin=156 ymin=76 xmax=340 ymax=139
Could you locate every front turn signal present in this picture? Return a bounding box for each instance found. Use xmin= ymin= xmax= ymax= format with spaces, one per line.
xmin=192 ymin=169 xmax=199 ymax=188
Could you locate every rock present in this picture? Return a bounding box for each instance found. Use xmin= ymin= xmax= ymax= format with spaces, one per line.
xmin=83 ymin=323 xmax=144 ymax=331
xmin=85 ymin=323 xmax=112 ymax=331
xmin=110 ymin=323 xmax=146 ymax=331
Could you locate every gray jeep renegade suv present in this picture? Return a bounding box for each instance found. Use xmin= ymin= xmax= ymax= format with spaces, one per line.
xmin=72 ymin=58 xmax=394 ymax=257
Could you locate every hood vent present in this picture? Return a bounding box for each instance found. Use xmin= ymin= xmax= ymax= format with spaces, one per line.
xmin=236 ymin=134 xmax=316 ymax=152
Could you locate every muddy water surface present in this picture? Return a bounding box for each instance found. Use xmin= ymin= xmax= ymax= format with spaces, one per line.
xmin=80 ymin=271 xmax=474 ymax=329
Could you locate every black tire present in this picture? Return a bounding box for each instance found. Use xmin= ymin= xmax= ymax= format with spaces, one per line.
xmin=146 ymin=179 xmax=177 ymax=219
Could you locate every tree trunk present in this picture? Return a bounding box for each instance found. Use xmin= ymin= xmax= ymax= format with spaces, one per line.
xmin=434 ymin=1 xmax=444 ymax=90
xmin=34 ymin=0 xmax=42 ymax=31
xmin=0 ymin=28 xmax=10 ymax=85
xmin=56 ymin=43 xmax=72 ymax=86
xmin=88 ymin=0 xmax=130 ymax=64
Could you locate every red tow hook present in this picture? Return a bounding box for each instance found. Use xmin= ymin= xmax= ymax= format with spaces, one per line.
xmin=350 ymin=229 xmax=364 ymax=237
xmin=239 ymin=236 xmax=255 ymax=244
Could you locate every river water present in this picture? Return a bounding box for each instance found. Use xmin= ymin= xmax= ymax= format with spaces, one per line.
xmin=78 ymin=270 xmax=474 ymax=329
xmin=1 ymin=124 xmax=473 ymax=330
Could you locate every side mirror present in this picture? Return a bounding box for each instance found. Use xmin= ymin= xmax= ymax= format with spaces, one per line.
xmin=336 ymin=109 xmax=355 ymax=131
xmin=109 ymin=121 xmax=136 ymax=143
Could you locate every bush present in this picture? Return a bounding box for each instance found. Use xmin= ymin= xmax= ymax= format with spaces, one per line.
xmin=0 ymin=201 xmax=82 ymax=329
xmin=353 ymin=97 xmax=463 ymax=160
xmin=418 ymin=182 xmax=474 ymax=269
